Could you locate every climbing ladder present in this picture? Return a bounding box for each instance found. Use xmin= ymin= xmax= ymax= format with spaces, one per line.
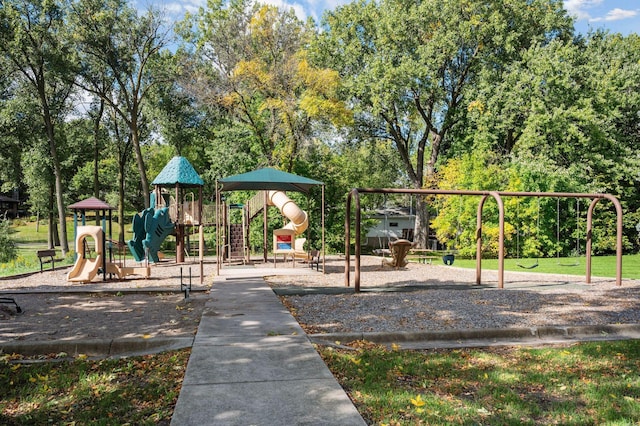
xmin=224 ymin=202 xmax=249 ymax=264
xmin=227 ymin=223 xmax=246 ymax=263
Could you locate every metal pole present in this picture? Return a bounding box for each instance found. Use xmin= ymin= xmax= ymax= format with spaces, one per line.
xmin=215 ymin=181 xmax=220 ymax=276
xmin=476 ymin=195 xmax=487 ymax=286
xmin=264 ymin=191 xmax=268 ymax=263
xmin=345 ymin=189 xmax=353 ymax=287
xmin=586 ymin=199 xmax=596 ymax=283
xmin=199 ymin=186 xmax=204 ymax=284
xmin=322 ymin=185 xmax=326 ymax=274
xmin=355 ymin=190 xmax=361 ymax=292
xmin=491 ymin=191 xmax=505 ymax=289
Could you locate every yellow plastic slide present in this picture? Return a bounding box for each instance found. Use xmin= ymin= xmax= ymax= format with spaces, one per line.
xmin=67 ymin=225 xmax=103 ymax=283
xmin=268 ymin=190 xmax=308 ymax=235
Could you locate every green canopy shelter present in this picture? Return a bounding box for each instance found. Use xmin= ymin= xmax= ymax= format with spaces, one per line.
xmin=216 ymin=168 xmax=325 ymax=272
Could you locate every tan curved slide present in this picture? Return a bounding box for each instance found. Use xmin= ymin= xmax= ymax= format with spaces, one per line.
xmin=67 ymin=225 xmax=103 ymax=283
xmin=268 ymin=190 xmax=308 ymax=235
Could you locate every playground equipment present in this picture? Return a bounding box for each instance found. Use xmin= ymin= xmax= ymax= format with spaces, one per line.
xmin=515 ymin=197 xmax=541 ymax=269
xmin=67 ymin=225 xmax=104 ymax=283
xmin=149 ymin=156 xmax=205 ymax=273
xmin=67 ymin=197 xmax=151 ymax=283
xmin=216 ymin=167 xmax=326 ymax=272
xmin=127 ymin=203 xmax=175 ymax=263
xmin=383 ymin=239 xmax=414 ymax=268
xmin=346 ymin=188 xmax=623 ymax=291
xmin=556 ymin=198 xmax=581 ymax=267
xmin=68 ymin=225 xmax=151 ymax=283
xmin=268 ymin=190 xmax=309 ymax=264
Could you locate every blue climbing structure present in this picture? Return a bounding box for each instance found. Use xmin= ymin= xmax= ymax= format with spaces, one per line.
xmin=127 ymin=203 xmax=175 ymax=263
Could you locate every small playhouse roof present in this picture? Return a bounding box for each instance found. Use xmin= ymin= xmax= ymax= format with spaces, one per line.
xmin=219 ymin=167 xmax=323 ymax=193
xmin=152 ymin=156 xmax=204 ymax=187
xmin=68 ymin=197 xmax=115 ymax=210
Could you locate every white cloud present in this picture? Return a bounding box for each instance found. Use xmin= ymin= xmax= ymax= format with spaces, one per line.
xmin=260 ymin=0 xmax=308 ymax=20
xmin=590 ymin=8 xmax=638 ymax=22
xmin=564 ymin=0 xmax=603 ymax=20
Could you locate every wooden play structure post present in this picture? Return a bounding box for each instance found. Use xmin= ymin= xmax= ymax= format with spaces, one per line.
xmin=151 ymin=156 xmax=205 ymax=283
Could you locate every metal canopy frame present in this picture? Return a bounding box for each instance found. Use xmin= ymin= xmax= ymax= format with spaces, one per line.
xmin=345 ymin=189 xmax=623 ymax=292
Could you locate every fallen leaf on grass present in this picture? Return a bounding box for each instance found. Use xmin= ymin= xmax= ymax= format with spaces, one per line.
xmin=410 ymin=394 xmax=426 ymax=407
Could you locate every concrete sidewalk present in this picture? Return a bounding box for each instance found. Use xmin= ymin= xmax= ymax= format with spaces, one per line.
xmin=170 ymin=273 xmax=366 ymax=425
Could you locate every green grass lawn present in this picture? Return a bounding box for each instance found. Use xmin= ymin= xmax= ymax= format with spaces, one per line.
xmin=451 ymin=254 xmax=640 ymax=279
xmin=4 ymin=341 xmax=639 ymax=424
xmin=1 ymin=350 xmax=189 ymax=425
xmin=320 ymin=340 xmax=640 ymax=425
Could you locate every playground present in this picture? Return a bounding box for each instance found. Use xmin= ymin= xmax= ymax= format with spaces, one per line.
xmin=2 ymin=157 xmax=639 ymax=347
xmin=1 ymin=254 xmax=640 ymax=345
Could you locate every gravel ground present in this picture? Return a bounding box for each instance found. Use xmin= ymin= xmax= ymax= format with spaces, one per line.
xmin=2 ymin=255 xmax=639 ymax=341
xmin=0 ymin=260 xmax=215 ymax=342
xmin=267 ymin=255 xmax=640 ymax=334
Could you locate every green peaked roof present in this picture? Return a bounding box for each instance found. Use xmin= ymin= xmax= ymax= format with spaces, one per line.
xmin=152 ymin=156 xmax=204 ymax=187
xmin=219 ymin=168 xmax=323 ymax=193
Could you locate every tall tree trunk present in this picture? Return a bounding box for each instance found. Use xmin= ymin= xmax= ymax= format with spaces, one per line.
xmin=130 ymin=116 xmax=150 ymax=209
xmin=47 ymin=185 xmax=55 ymax=250
xmin=93 ymin=100 xmax=105 ymax=225
xmin=413 ymin=131 xmax=443 ymax=248
xmin=41 ymin=95 xmax=69 ymax=255
xmin=413 ymin=197 xmax=430 ymax=249
xmin=118 ymin=159 xmax=126 ymax=247
xmin=52 ymin=212 xmax=60 ymax=248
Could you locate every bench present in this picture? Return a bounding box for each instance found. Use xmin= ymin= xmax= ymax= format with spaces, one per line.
xmin=407 ymin=248 xmax=448 ymax=265
xmin=406 ymin=254 xmax=438 ymax=264
xmin=308 ymin=250 xmax=320 ymax=271
xmin=36 ymin=249 xmax=57 ymax=272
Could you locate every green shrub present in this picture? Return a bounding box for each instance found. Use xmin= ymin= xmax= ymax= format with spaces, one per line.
xmin=0 ymin=218 xmax=17 ymax=263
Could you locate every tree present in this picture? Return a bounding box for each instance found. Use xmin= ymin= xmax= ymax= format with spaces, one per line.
xmin=0 ymin=215 xmax=17 ymax=263
xmin=182 ymin=0 xmax=350 ymax=172
xmin=70 ymin=0 xmax=173 ymax=208
xmin=313 ymin=0 xmax=573 ymax=247
xmin=0 ymin=0 xmax=76 ymax=254
xmin=460 ymin=31 xmax=640 ymax=251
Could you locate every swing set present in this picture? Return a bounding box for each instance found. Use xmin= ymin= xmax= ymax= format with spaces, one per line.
xmin=515 ymin=197 xmax=540 ymax=269
xmin=514 ymin=197 xmax=583 ymax=269
xmin=556 ymin=198 xmax=581 ymax=266
xmin=346 ymin=188 xmax=624 ymax=292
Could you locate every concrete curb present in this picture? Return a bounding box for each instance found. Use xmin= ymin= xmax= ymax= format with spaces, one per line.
xmin=0 ymin=288 xmax=209 ymax=295
xmin=0 ymin=336 xmax=194 ymax=358
xmin=308 ymin=323 xmax=640 ymax=349
xmin=4 ymin=324 xmax=640 ymax=358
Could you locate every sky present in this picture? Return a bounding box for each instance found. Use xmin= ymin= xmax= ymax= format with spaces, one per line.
xmin=144 ymin=0 xmax=639 ymax=36
xmin=565 ymin=0 xmax=639 ymax=35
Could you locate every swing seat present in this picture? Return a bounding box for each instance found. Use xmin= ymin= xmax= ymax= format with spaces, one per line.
xmin=517 ymin=260 xmax=539 ymax=269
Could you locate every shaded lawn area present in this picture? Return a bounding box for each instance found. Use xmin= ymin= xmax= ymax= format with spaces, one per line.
xmin=1 ymin=349 xmax=189 ymax=425
xmin=1 ymin=341 xmax=640 ymax=424
xmin=319 ymin=339 xmax=640 ymax=425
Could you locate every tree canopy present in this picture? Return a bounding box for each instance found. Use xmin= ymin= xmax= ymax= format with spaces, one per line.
xmin=0 ymin=0 xmax=638 ymax=255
